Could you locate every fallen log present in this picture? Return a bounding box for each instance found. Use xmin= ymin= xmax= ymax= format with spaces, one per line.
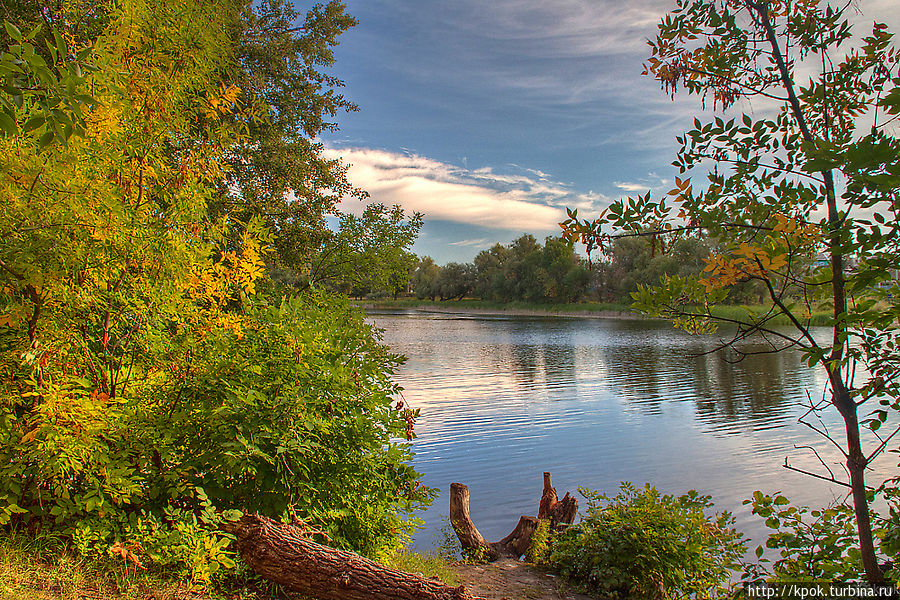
xmin=226 ymin=513 xmax=485 ymax=600
xmin=450 ymin=472 xmax=577 ymax=562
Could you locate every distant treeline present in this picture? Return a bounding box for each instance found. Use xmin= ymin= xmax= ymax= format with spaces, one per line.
xmin=410 ymin=234 xmax=765 ymax=305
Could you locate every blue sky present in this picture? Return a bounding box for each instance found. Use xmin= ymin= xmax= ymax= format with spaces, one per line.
xmin=317 ymin=0 xmax=900 ymax=264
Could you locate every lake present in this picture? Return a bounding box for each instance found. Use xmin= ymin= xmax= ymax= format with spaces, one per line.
xmin=366 ymin=308 xmax=895 ymax=553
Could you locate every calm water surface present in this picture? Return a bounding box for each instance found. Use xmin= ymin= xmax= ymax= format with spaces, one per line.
xmin=366 ymin=308 xmax=895 ymax=552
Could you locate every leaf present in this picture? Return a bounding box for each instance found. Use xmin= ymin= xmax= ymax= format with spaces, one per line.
xmin=23 ymin=115 xmax=44 ymax=132
xmin=0 ymin=111 xmax=18 ymax=136
xmin=4 ymin=21 xmax=22 ymax=41
xmin=38 ymin=129 xmax=55 ymax=148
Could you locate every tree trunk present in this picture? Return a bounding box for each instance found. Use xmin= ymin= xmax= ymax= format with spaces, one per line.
xmin=225 ymin=514 xmax=485 ymax=600
xmin=450 ymin=472 xmax=577 ymax=562
xmin=832 ymin=378 xmax=884 ymax=583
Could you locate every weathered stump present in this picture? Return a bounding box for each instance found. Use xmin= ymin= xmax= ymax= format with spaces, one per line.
xmin=226 ymin=514 xmax=485 ymax=600
xmin=450 ymin=472 xmax=577 ymax=562
xmin=537 ymin=471 xmax=578 ymax=527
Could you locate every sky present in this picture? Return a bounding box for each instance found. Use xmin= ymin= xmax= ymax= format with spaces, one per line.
xmin=315 ymin=0 xmax=900 ymax=264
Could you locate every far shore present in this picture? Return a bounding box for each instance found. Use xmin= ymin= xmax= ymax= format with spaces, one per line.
xmin=357 ymin=299 xmax=834 ymax=326
xmin=357 ymin=299 xmax=649 ymax=320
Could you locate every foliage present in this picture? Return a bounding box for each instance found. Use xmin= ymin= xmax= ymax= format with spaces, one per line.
xmin=590 ymin=235 xmax=722 ymax=305
xmin=743 ymin=489 xmax=900 ymax=584
xmin=525 ymin=518 xmax=551 ymax=565
xmin=0 ymin=19 xmax=95 ymax=145
xmin=549 ymin=483 xmax=744 ymax=600
xmin=412 ymin=256 xmax=442 ymax=300
xmin=471 ymin=235 xmax=590 ymax=303
xmin=310 ymin=203 xmax=422 ymax=298
xmin=743 ymin=492 xmax=863 ymax=583
xmin=433 ymin=262 xmax=477 ymax=301
xmin=561 ymin=0 xmax=900 ymax=582
xmin=0 ymin=0 xmax=432 ymax=584
xmin=214 ymin=0 xmax=368 ymax=268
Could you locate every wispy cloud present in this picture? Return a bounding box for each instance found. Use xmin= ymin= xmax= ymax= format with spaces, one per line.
xmin=613 ymin=171 xmax=672 ymax=194
xmin=448 ymin=238 xmax=494 ymax=248
xmin=614 ymin=181 xmax=651 ymax=192
xmin=323 ymin=146 xmax=609 ymax=231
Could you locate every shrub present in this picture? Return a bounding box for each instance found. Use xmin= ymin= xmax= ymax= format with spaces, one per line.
xmin=743 ymin=490 xmax=900 ymax=584
xmin=0 ymin=292 xmax=434 ymax=575
xmin=525 ymin=518 xmax=551 ymax=565
xmin=549 ymin=483 xmax=744 ymax=600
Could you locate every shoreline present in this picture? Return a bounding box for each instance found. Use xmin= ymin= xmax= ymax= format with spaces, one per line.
xmin=357 ymin=300 xmax=833 ymax=326
xmin=358 ymin=301 xmax=650 ymax=320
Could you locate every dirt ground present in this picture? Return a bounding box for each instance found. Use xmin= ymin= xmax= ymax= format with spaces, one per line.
xmin=451 ymin=558 xmax=592 ymax=600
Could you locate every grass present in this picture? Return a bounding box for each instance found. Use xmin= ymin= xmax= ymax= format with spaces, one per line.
xmin=0 ymin=531 xmax=461 ymax=600
xmin=380 ymin=548 xmax=461 ymax=585
xmin=0 ymin=531 xmax=190 ymax=600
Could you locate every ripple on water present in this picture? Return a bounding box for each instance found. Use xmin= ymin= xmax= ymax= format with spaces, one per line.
xmin=366 ymin=310 xmax=887 ymax=552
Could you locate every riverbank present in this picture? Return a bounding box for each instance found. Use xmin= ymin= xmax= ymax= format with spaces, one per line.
xmin=0 ymin=532 xmax=581 ymax=600
xmin=359 ymin=299 xmax=643 ymax=320
xmin=360 ymin=298 xmax=833 ymax=326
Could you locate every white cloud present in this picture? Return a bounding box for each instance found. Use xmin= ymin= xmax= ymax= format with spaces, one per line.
xmin=449 ymin=238 xmax=495 ymax=248
xmin=614 ymin=181 xmax=651 ymax=192
xmin=323 ymin=147 xmax=609 ymax=231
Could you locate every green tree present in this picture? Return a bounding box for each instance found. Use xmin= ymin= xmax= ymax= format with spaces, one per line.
xmin=434 ymin=262 xmax=476 ymax=301
xmin=563 ymin=0 xmax=900 ymax=583
xmin=214 ymin=0 xmax=368 ymax=268
xmin=473 ymin=243 xmax=511 ymax=301
xmin=412 ymin=256 xmax=441 ymax=300
xmin=0 ymin=0 xmax=430 ymax=579
xmin=309 ymin=203 xmax=422 ymax=298
xmin=471 ymin=235 xmax=589 ymax=303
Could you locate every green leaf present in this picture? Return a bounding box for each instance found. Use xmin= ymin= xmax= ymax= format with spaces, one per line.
xmin=23 ymin=115 xmax=44 ymax=132
xmin=0 ymin=111 xmax=17 ymax=136
xmin=38 ymin=129 xmax=55 ymax=147
xmin=4 ymin=21 xmax=22 ymax=41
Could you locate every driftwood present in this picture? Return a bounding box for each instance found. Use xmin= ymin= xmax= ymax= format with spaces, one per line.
xmin=450 ymin=472 xmax=577 ymax=561
xmin=226 ymin=514 xmax=486 ymax=600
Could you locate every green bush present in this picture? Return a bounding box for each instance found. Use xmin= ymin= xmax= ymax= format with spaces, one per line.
xmin=525 ymin=518 xmax=551 ymax=565
xmin=0 ymin=292 xmax=434 ymax=577
xmin=743 ymin=490 xmax=900 ymax=584
xmin=549 ymin=483 xmax=744 ymax=600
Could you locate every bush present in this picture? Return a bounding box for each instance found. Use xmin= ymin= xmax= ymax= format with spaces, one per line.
xmin=0 ymin=292 xmax=434 ymax=576
xmin=743 ymin=490 xmax=900 ymax=584
xmin=549 ymin=483 xmax=744 ymax=600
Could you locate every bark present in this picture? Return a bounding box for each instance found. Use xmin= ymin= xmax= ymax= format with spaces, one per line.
xmin=538 ymin=472 xmax=578 ymax=528
xmin=747 ymin=1 xmax=884 ymax=583
xmin=450 ymin=472 xmax=577 ymax=562
xmin=449 ymin=482 xmax=500 ymax=561
xmin=226 ymin=514 xmax=485 ymax=600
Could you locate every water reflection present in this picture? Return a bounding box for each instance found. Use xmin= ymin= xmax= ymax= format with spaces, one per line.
xmin=366 ymin=309 xmax=893 ymax=551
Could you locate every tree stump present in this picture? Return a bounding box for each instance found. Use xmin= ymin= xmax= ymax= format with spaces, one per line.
xmin=226 ymin=514 xmax=486 ymax=600
xmin=450 ymin=472 xmax=577 ymax=562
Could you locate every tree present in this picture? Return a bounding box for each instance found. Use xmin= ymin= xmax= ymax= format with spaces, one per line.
xmin=435 ymin=262 xmax=476 ymax=301
xmin=473 ymin=243 xmax=511 ymax=301
xmin=562 ymin=0 xmax=900 ymax=583
xmin=309 ymin=203 xmax=422 ymax=298
xmin=213 ymin=0 xmax=368 ymax=269
xmin=470 ymin=235 xmax=590 ymax=303
xmin=0 ymin=0 xmax=432 ymax=579
xmin=412 ymin=256 xmax=441 ymax=300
